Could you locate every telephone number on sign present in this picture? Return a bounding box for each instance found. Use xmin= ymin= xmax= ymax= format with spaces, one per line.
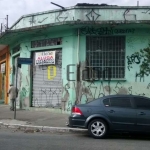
xmin=36 ymin=59 xmax=55 ymax=65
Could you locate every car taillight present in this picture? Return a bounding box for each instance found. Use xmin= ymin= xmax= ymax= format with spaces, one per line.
xmin=72 ymin=106 xmax=83 ymax=115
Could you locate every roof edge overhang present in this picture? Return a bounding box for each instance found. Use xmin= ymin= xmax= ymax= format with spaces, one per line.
xmin=5 ymin=20 xmax=150 ymax=34
xmin=1 ymin=20 xmax=150 ymax=45
xmin=10 ymin=5 xmax=150 ymax=30
xmin=0 ymin=45 xmax=7 ymax=51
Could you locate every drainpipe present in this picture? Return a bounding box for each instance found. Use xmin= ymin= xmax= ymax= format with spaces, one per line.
xmin=76 ymin=29 xmax=80 ymax=104
xmin=77 ymin=28 xmax=80 ymax=65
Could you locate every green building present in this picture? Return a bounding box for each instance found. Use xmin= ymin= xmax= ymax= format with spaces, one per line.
xmin=0 ymin=4 xmax=150 ymax=112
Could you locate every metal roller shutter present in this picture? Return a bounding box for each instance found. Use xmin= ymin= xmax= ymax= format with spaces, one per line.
xmin=32 ymin=49 xmax=62 ymax=108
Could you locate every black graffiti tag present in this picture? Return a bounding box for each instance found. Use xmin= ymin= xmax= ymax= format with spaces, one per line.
xmin=113 ymin=81 xmax=123 ymax=94
xmin=123 ymin=9 xmax=137 ymax=21
xmin=80 ymin=26 xmax=135 ymax=36
xmin=135 ymin=72 xmax=144 ymax=82
xmin=127 ymin=53 xmax=142 ymax=71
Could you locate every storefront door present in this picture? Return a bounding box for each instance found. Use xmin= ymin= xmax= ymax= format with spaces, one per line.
xmin=32 ymin=49 xmax=62 ymax=108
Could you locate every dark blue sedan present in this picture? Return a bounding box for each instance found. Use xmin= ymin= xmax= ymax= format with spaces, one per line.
xmin=68 ymin=95 xmax=150 ymax=139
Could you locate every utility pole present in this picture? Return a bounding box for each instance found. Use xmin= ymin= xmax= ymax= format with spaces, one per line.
xmin=0 ymin=23 xmax=2 ymax=35
xmin=14 ymin=63 xmax=18 ymax=119
xmin=6 ymin=15 xmax=8 ymax=29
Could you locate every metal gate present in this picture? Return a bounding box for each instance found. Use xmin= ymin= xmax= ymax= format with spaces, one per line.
xmin=32 ymin=49 xmax=62 ymax=108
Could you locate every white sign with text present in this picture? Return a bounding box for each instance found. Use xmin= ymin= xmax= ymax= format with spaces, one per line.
xmin=35 ymin=51 xmax=55 ymax=65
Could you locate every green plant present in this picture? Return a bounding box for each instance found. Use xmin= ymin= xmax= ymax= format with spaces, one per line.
xmin=137 ymin=44 xmax=150 ymax=76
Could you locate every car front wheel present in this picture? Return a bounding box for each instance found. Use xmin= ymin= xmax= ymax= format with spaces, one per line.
xmin=88 ymin=119 xmax=108 ymax=139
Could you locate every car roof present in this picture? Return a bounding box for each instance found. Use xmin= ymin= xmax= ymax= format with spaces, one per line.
xmin=101 ymin=94 xmax=150 ymax=99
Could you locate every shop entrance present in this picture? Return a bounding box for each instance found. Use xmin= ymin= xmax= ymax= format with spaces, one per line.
xmin=0 ymin=62 xmax=6 ymax=103
xmin=32 ymin=49 xmax=62 ymax=108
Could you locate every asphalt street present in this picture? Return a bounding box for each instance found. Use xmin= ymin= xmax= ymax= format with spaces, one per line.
xmin=1 ymin=127 xmax=150 ymax=150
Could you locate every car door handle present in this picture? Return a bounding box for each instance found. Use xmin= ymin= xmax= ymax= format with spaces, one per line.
xmin=138 ymin=112 xmax=145 ymax=115
xmin=108 ymin=110 xmax=115 ymax=113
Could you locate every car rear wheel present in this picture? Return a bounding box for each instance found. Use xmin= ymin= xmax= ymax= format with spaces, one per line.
xmin=88 ymin=119 xmax=108 ymax=139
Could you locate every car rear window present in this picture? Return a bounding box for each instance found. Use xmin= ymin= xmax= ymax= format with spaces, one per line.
xmin=87 ymin=99 xmax=100 ymax=105
xmin=103 ymin=97 xmax=131 ymax=108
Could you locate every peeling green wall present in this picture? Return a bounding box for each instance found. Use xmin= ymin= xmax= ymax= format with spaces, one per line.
xmin=62 ymin=27 xmax=150 ymax=112
xmin=8 ymin=24 xmax=150 ymax=112
xmin=9 ymin=29 xmax=78 ymax=109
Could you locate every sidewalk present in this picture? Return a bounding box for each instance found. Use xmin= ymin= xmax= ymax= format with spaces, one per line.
xmin=0 ymin=105 xmax=87 ymax=133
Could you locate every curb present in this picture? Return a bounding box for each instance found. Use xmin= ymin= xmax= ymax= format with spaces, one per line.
xmin=0 ymin=122 xmax=87 ymax=133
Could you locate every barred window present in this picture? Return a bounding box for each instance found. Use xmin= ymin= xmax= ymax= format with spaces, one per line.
xmin=86 ymin=36 xmax=125 ymax=79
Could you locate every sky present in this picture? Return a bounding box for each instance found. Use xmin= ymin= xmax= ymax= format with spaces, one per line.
xmin=0 ymin=0 xmax=150 ymax=28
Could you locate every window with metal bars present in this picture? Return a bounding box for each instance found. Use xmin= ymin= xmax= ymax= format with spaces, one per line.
xmin=86 ymin=36 xmax=125 ymax=79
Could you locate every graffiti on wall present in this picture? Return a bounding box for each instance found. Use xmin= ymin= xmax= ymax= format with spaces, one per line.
xmin=61 ymin=81 xmax=77 ymax=111
xmin=56 ymin=11 xmax=69 ymax=22
xmin=135 ymin=72 xmax=145 ymax=82
xmin=126 ymin=47 xmax=150 ymax=82
xmin=63 ymin=78 xmax=150 ymax=111
xmin=142 ymin=9 xmax=150 ymax=14
xmin=18 ymin=54 xmax=150 ymax=110
xmin=86 ymin=9 xmax=101 ymax=21
xmin=63 ymin=79 xmax=149 ymax=111
xmin=63 ymin=58 xmax=150 ymax=111
xmin=33 ymin=87 xmax=62 ymax=107
xmin=62 ymin=44 xmax=150 ymax=111
xmin=38 ymin=17 xmax=48 ymax=24
xmin=80 ymin=26 xmax=135 ymax=36
xmin=29 ymin=16 xmax=36 ymax=26
xmin=123 ymin=9 xmax=137 ymax=21
xmin=9 ymin=7 xmax=150 ymax=31
xmin=126 ymin=53 xmax=143 ymax=71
